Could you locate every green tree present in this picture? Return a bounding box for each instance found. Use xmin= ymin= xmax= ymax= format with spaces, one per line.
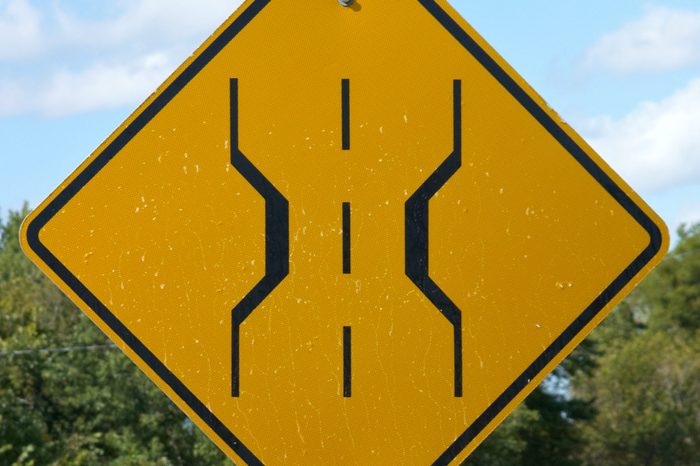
xmin=465 ymin=361 xmax=594 ymax=466
xmin=576 ymin=223 xmax=700 ymax=466
xmin=580 ymin=333 xmax=700 ymax=466
xmin=0 ymin=207 xmax=228 ymax=465
xmin=4 ymin=202 xmax=700 ymax=466
xmin=645 ymin=224 xmax=700 ymax=334
xmin=467 ymin=223 xmax=700 ymax=466
xmin=463 ymin=405 xmax=540 ymax=466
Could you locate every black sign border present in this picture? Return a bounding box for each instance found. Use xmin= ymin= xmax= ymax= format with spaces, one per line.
xmin=24 ymin=1 xmax=664 ymax=464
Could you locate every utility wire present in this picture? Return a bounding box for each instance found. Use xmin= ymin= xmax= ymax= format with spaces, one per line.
xmin=0 ymin=344 xmax=117 ymax=358
xmin=0 ymin=251 xmax=696 ymax=358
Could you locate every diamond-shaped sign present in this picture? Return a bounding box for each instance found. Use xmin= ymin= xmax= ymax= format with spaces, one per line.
xmin=21 ymin=1 xmax=668 ymax=464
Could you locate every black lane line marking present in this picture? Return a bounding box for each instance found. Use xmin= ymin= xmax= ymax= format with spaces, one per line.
xmin=343 ymin=202 xmax=351 ymax=274
xmin=230 ymin=78 xmax=290 ymax=398
xmin=343 ymin=326 xmax=352 ymax=397
xmin=406 ymin=80 xmax=464 ymax=399
xmin=342 ymin=79 xmax=350 ymax=150
xmin=24 ymin=2 xmax=271 ymax=464
xmin=417 ymin=1 xmax=664 ymax=464
xmin=21 ymin=0 xmax=664 ymax=463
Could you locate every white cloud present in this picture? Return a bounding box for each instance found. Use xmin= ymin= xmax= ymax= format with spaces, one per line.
xmin=0 ymin=0 xmax=42 ymax=59
xmin=54 ymin=0 xmax=241 ymax=51
xmin=584 ymin=6 xmax=700 ymax=74
xmin=586 ymin=77 xmax=700 ymax=193
xmin=0 ymin=0 xmax=244 ymax=116
xmin=42 ymin=53 xmax=174 ymax=116
xmin=676 ymin=203 xmax=700 ymax=228
xmin=0 ymin=53 xmax=174 ymax=117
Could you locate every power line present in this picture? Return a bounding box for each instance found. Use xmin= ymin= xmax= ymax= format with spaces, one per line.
xmin=0 ymin=344 xmax=117 ymax=358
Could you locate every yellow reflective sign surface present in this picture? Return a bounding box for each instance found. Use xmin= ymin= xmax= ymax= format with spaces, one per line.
xmin=21 ymin=1 xmax=669 ymax=464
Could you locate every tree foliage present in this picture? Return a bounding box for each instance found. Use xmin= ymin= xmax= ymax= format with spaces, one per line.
xmin=575 ymin=224 xmax=700 ymax=466
xmin=468 ymin=224 xmax=700 ymax=466
xmin=1 ymin=205 xmax=699 ymax=465
xmin=0 ymin=208 xmax=227 ymax=466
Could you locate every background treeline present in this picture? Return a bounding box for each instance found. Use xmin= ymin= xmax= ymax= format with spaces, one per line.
xmin=1 ymin=206 xmax=698 ymax=465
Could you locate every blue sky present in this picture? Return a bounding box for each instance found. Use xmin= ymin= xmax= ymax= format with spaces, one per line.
xmin=1 ymin=0 xmax=699 ymax=237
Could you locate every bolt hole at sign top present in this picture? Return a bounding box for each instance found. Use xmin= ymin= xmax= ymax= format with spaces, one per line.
xmin=338 ymin=0 xmax=362 ymax=12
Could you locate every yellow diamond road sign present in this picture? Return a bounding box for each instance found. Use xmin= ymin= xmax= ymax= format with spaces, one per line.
xmin=21 ymin=1 xmax=668 ymax=464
